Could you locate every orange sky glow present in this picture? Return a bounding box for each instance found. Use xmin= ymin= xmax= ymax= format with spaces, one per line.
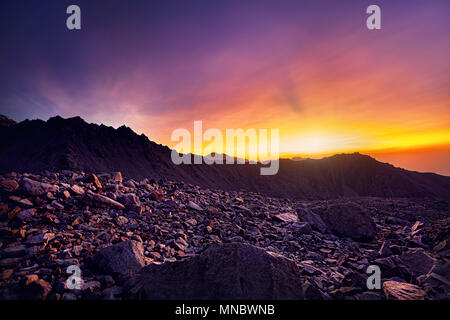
xmin=2 ymin=1 xmax=449 ymax=175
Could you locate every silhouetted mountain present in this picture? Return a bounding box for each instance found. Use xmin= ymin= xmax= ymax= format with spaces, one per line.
xmin=1 ymin=115 xmax=449 ymax=200
xmin=0 ymin=115 xmax=16 ymax=127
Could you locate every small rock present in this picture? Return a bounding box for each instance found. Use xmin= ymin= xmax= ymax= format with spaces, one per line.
xmin=26 ymin=232 xmax=55 ymax=245
xmin=19 ymin=177 xmax=59 ymax=196
xmin=92 ymin=240 xmax=145 ymax=276
xmin=81 ymin=281 xmax=101 ymax=291
xmin=126 ymin=243 xmax=304 ymax=299
xmin=292 ymin=222 xmax=312 ymax=234
xmin=85 ymin=173 xmax=102 ymax=190
xmin=70 ymin=185 xmax=85 ymax=195
xmin=398 ymin=251 xmax=435 ymax=278
xmin=112 ymin=172 xmax=123 ymax=183
xmin=378 ymin=241 xmax=393 ymax=257
xmin=320 ymin=203 xmax=377 ymax=242
xmin=383 ymin=281 xmax=426 ymax=300
xmin=273 ymin=213 xmax=298 ymax=223
xmin=21 ymin=278 xmax=52 ymax=300
xmin=297 ymin=207 xmax=328 ymax=233
xmin=188 ymin=201 xmax=203 ymax=211
xmin=119 ymin=193 xmax=142 ymax=214
xmin=2 ymin=244 xmax=27 ymax=257
xmin=116 ymin=216 xmax=129 ymax=226
xmin=16 ymin=208 xmax=36 ymax=221
xmin=62 ymin=190 xmax=71 ymax=199
xmin=62 ymin=292 xmax=77 ymax=300
xmin=0 ymin=179 xmax=19 ymax=191
xmin=82 ymin=191 xmax=125 ymax=210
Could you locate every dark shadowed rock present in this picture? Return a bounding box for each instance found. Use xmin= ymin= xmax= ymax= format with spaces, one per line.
xmin=2 ymin=115 xmax=450 ymax=200
xmin=319 ymin=203 xmax=377 ymax=241
xmin=119 ymin=193 xmax=142 ymax=213
xmin=273 ymin=213 xmax=298 ymax=223
xmin=297 ymin=207 xmax=328 ymax=233
xmin=19 ymin=278 xmax=52 ymax=300
xmin=0 ymin=166 xmax=447 ymax=301
xmin=84 ymin=173 xmax=102 ymax=190
xmin=378 ymin=241 xmax=393 ymax=257
xmin=188 ymin=201 xmax=203 ymax=211
xmin=92 ymin=240 xmax=145 ymax=276
xmin=70 ymin=184 xmax=85 ymax=195
xmin=398 ymin=251 xmax=435 ymax=278
xmin=16 ymin=208 xmax=36 ymax=221
xmin=125 ymin=243 xmax=304 ymax=299
xmin=385 ymin=216 xmax=410 ymax=226
xmin=0 ymin=179 xmax=19 ymax=191
xmin=0 ymin=115 xmax=16 ymax=127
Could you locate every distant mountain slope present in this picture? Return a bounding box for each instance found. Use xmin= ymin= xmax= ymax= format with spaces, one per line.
xmin=1 ymin=115 xmax=449 ymax=200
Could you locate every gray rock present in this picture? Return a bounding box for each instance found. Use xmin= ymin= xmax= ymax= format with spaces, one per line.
xmin=62 ymin=292 xmax=77 ymax=300
xmin=319 ymin=203 xmax=377 ymax=242
xmin=70 ymin=185 xmax=85 ymax=195
xmin=26 ymin=233 xmax=55 ymax=245
xmin=378 ymin=241 xmax=393 ymax=257
xmin=383 ymin=281 xmax=426 ymax=300
xmin=297 ymin=207 xmax=328 ymax=233
xmin=92 ymin=240 xmax=145 ymax=276
xmin=82 ymin=191 xmax=125 ymax=210
xmin=19 ymin=177 xmax=59 ymax=196
xmin=119 ymin=193 xmax=142 ymax=213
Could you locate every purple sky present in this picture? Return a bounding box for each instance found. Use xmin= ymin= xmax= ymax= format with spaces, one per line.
xmin=0 ymin=0 xmax=449 ymax=174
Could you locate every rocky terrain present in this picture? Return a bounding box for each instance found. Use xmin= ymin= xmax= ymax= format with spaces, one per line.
xmin=2 ymin=115 xmax=450 ymax=200
xmin=0 ymin=170 xmax=448 ymax=300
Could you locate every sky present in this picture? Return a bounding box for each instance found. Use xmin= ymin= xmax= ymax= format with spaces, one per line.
xmin=0 ymin=0 xmax=449 ymax=175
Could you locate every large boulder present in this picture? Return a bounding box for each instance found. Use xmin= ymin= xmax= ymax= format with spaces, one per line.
xmin=125 ymin=243 xmax=303 ymax=299
xmin=297 ymin=207 xmax=328 ymax=233
xmin=319 ymin=203 xmax=377 ymax=241
xmin=92 ymin=240 xmax=145 ymax=276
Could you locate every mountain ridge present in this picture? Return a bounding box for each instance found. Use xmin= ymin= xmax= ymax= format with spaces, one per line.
xmin=1 ymin=114 xmax=449 ymax=200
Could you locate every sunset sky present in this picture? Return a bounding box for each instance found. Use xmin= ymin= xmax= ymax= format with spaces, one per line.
xmin=0 ymin=1 xmax=449 ymax=174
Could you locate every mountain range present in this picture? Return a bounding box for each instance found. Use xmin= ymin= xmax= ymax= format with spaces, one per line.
xmin=1 ymin=115 xmax=449 ymax=200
